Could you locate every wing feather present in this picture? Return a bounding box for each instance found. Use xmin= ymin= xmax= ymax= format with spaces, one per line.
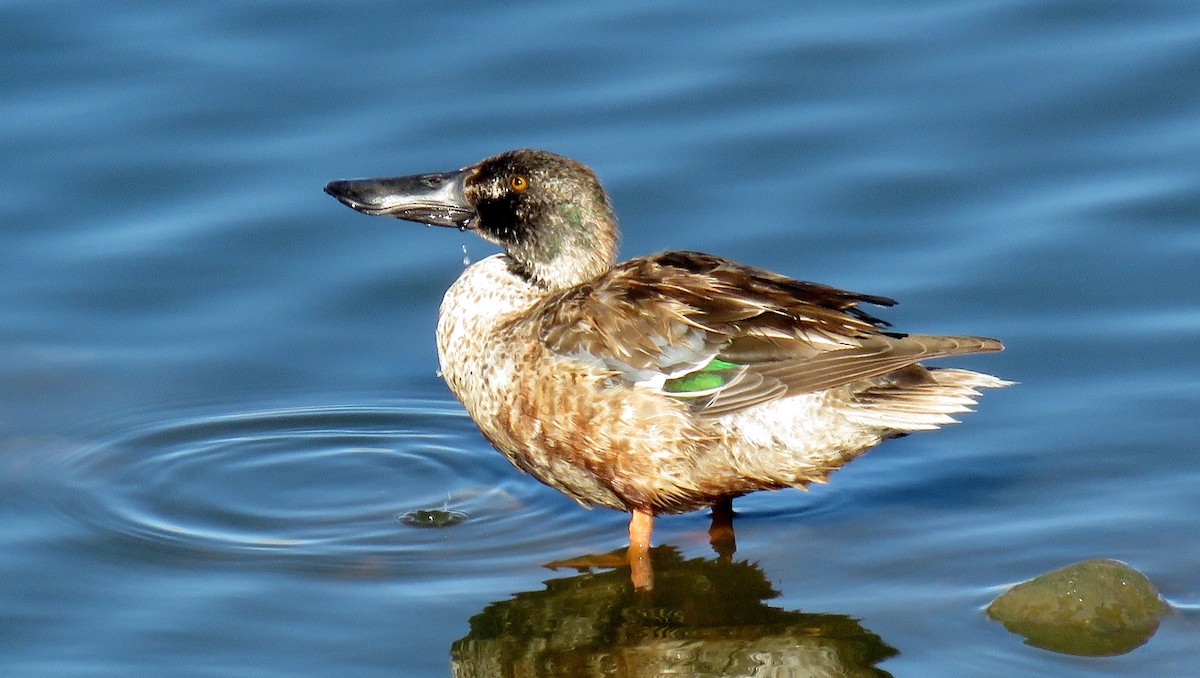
xmin=530 ymin=251 xmax=1002 ymax=417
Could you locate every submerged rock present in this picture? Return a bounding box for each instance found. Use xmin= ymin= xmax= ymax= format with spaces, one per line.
xmin=987 ymin=558 xmax=1168 ymax=656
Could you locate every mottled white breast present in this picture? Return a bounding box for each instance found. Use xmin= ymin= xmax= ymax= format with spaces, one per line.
xmin=435 ymin=254 xmax=544 ymax=414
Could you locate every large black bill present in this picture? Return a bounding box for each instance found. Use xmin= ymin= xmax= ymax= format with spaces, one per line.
xmin=324 ymin=169 xmax=476 ymax=229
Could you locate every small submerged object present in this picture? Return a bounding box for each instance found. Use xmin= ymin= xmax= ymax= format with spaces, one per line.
xmin=987 ymin=558 xmax=1169 ymax=656
xmin=400 ymin=508 xmax=468 ymax=528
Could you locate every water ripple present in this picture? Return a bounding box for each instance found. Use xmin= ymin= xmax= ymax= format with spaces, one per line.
xmin=55 ymin=400 xmax=590 ymax=569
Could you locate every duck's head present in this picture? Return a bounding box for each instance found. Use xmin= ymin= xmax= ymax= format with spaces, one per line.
xmin=325 ymin=149 xmax=619 ymax=289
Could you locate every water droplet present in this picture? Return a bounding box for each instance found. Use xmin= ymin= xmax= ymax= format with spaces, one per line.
xmin=461 ymin=244 xmax=471 ymax=266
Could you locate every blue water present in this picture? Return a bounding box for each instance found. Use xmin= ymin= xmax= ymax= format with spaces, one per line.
xmin=3 ymin=1 xmax=1198 ymax=675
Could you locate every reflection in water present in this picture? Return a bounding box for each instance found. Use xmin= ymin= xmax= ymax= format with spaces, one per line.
xmin=452 ymin=546 xmax=896 ymax=677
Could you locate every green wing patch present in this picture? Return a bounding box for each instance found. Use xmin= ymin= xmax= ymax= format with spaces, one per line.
xmin=663 ymin=358 xmax=742 ymax=397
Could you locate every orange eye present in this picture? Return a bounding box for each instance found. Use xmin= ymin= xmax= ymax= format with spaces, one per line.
xmin=509 ymin=175 xmax=529 ymax=192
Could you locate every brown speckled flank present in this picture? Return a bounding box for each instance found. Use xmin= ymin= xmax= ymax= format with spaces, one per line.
xmin=326 ymin=149 xmax=1009 ymax=588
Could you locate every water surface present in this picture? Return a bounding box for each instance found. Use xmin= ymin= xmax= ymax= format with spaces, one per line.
xmin=2 ymin=1 xmax=1198 ymax=675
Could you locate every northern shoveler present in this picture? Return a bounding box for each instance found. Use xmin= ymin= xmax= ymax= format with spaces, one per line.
xmin=326 ymin=149 xmax=1009 ymax=588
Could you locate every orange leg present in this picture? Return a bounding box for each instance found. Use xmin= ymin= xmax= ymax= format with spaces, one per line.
xmin=628 ymin=508 xmax=654 ymax=590
xmin=708 ymin=498 xmax=736 ymax=561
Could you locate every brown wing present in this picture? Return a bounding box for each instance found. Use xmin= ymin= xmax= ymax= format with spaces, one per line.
xmin=532 ymin=250 xmax=1002 ymax=416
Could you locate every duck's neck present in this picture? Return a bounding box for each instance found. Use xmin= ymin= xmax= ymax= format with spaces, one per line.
xmin=503 ymin=209 xmax=619 ymax=290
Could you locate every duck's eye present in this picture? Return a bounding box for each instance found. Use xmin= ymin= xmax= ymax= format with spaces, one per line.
xmin=509 ymin=175 xmax=529 ymax=192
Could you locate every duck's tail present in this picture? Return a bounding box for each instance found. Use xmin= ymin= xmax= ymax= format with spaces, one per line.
xmin=841 ymin=365 xmax=1013 ymax=432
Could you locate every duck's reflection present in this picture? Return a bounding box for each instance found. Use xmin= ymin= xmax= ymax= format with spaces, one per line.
xmin=451 ymin=546 xmax=896 ymax=677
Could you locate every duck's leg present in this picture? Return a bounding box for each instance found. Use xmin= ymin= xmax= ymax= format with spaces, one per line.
xmin=628 ymin=508 xmax=654 ymax=590
xmin=708 ymin=498 xmax=736 ymax=561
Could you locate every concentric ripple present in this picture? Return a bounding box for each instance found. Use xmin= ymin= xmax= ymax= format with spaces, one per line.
xmin=55 ymin=400 xmax=597 ymax=569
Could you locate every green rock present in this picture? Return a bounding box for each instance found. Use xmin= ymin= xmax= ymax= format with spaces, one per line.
xmin=987 ymin=558 xmax=1169 ymax=656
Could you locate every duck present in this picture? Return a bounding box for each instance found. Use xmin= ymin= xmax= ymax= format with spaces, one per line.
xmin=325 ymin=149 xmax=1009 ymax=588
